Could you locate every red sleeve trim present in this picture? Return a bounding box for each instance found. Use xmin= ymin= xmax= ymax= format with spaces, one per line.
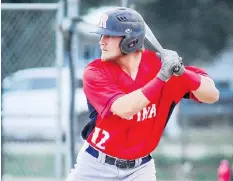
xmin=184 ymin=66 xmax=209 ymax=103
xmin=101 ymin=93 xmax=124 ymax=118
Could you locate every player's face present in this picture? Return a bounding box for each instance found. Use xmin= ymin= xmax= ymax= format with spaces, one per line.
xmin=99 ymin=35 xmax=123 ymax=61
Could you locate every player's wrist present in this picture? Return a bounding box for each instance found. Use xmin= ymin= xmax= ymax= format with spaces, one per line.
xmin=141 ymin=77 xmax=165 ymax=102
xmin=181 ymin=69 xmax=201 ymax=91
xmin=157 ymin=72 xmax=170 ymax=82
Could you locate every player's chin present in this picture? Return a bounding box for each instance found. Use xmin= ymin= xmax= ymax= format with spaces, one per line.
xmin=101 ymin=55 xmax=110 ymax=61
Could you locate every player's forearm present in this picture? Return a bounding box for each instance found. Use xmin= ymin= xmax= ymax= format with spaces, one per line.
xmin=192 ymin=75 xmax=219 ymax=103
xmin=111 ymin=89 xmax=150 ymax=119
xmin=111 ymin=77 xmax=165 ymax=119
xmin=180 ymin=69 xmax=219 ymax=104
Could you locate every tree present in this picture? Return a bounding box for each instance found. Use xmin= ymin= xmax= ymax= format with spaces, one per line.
xmin=136 ymin=0 xmax=233 ymax=64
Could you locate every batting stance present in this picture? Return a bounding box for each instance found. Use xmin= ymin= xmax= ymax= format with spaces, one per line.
xmin=66 ymin=7 xmax=219 ymax=181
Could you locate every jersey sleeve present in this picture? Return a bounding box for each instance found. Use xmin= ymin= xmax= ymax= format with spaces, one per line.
xmin=184 ymin=66 xmax=209 ymax=102
xmin=83 ymin=66 xmax=125 ymax=118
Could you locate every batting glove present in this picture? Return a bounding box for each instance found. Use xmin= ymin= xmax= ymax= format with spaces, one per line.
xmin=156 ymin=49 xmax=182 ymax=81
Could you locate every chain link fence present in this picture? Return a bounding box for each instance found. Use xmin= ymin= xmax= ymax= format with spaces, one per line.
xmin=1 ymin=3 xmax=67 ymax=180
xmin=1 ymin=5 xmax=57 ymax=78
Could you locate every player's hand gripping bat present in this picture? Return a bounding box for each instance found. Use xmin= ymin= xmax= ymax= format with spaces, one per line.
xmin=144 ymin=22 xmax=183 ymax=74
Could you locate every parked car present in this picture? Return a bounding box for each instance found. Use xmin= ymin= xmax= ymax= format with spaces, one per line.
xmin=179 ymin=79 xmax=233 ymax=127
xmin=2 ymin=67 xmax=89 ymax=141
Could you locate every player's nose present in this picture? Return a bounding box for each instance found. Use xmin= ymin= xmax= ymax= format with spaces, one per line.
xmin=99 ymin=35 xmax=110 ymax=46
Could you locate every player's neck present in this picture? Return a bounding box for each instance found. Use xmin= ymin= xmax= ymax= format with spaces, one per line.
xmin=116 ymin=51 xmax=142 ymax=76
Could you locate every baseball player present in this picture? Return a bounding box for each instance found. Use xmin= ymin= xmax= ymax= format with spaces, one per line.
xmin=66 ymin=7 xmax=219 ymax=181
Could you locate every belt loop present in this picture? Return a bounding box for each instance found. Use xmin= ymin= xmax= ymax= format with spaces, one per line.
xmin=134 ymin=158 xmax=141 ymax=167
xmin=137 ymin=157 xmax=143 ymax=167
xmin=97 ymin=149 xmax=106 ymax=164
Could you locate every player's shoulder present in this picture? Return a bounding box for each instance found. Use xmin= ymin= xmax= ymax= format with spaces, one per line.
xmin=185 ymin=65 xmax=208 ymax=76
xmin=83 ymin=59 xmax=101 ymax=78
xmin=86 ymin=58 xmax=103 ymax=69
xmin=83 ymin=58 xmax=109 ymax=81
xmin=168 ymin=65 xmax=208 ymax=86
xmin=84 ymin=58 xmax=105 ymax=73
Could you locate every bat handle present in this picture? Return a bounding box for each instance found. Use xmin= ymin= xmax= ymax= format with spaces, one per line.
xmin=157 ymin=46 xmax=165 ymax=55
xmin=172 ymin=65 xmax=180 ymax=73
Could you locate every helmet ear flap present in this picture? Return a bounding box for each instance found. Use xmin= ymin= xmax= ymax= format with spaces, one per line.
xmin=120 ymin=36 xmax=141 ymax=54
xmin=128 ymin=39 xmax=138 ymax=48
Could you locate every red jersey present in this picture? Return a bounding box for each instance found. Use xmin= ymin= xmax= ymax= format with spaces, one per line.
xmin=83 ymin=49 xmax=208 ymax=160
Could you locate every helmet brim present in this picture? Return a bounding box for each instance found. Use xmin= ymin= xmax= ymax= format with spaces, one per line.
xmin=90 ymin=27 xmax=125 ymax=37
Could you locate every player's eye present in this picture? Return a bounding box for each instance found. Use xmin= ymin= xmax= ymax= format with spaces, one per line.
xmin=99 ymin=35 xmax=112 ymax=42
xmin=104 ymin=35 xmax=111 ymax=39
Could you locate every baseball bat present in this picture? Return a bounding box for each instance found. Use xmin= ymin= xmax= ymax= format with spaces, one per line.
xmin=144 ymin=22 xmax=164 ymax=54
xmin=144 ymin=22 xmax=180 ymax=73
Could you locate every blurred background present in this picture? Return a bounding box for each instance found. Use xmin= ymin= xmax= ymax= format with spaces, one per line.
xmin=1 ymin=0 xmax=233 ymax=181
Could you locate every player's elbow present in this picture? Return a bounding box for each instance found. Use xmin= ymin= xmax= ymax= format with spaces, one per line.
xmin=111 ymin=100 xmax=136 ymax=119
xmin=110 ymin=91 xmax=149 ymax=119
xmin=208 ymin=88 xmax=219 ymax=103
xmin=206 ymin=83 xmax=220 ymax=103
xmin=199 ymin=88 xmax=220 ymax=104
xmin=206 ymin=79 xmax=220 ymax=103
xmin=196 ymin=77 xmax=220 ymax=104
xmin=111 ymin=106 xmax=135 ymax=119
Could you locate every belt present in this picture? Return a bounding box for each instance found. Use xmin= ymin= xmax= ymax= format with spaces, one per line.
xmin=86 ymin=145 xmax=152 ymax=169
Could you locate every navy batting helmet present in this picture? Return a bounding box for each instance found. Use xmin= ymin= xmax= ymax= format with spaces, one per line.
xmin=91 ymin=7 xmax=146 ymax=54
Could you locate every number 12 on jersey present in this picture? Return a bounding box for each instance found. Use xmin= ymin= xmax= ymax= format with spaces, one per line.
xmin=91 ymin=127 xmax=110 ymax=150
